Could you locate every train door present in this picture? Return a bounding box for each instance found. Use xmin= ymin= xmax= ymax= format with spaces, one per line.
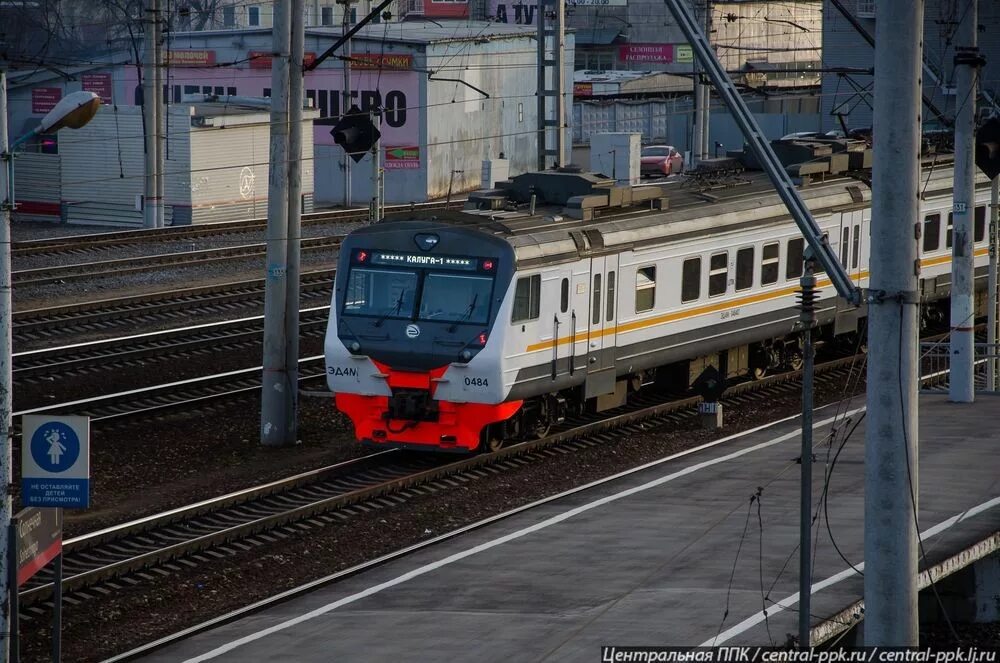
xmin=569 ymin=268 xmax=590 ymax=375
xmin=585 ymin=255 xmax=619 ymax=397
xmin=836 ymin=210 xmax=864 ymax=331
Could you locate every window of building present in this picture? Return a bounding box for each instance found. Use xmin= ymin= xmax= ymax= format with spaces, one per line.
xmin=512 ymin=274 xmax=541 ymax=322
xmin=223 ymin=5 xmax=236 ymax=26
xmin=606 ymin=272 xmax=616 ymax=322
xmin=761 ymin=242 xmax=779 ymax=285
xmin=736 ymin=247 xmax=754 ymax=291
xmin=592 ymin=273 xmax=602 ymax=325
xmin=321 ymin=6 xmax=334 ymax=25
xmin=709 ymin=252 xmax=728 ymax=297
xmin=975 ymin=205 xmax=986 ymax=242
xmin=851 ymin=225 xmax=861 ymax=269
xmin=248 ymin=6 xmax=260 ymax=26
xmin=560 ymin=278 xmax=569 ymax=313
xmin=923 ymin=214 xmax=940 ymax=253
xmin=636 ymin=266 xmax=657 ymax=311
xmin=786 ymin=238 xmax=804 ymax=280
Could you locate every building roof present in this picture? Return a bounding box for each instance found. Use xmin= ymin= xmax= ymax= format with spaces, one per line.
xmin=173 ymin=22 xmax=541 ymax=47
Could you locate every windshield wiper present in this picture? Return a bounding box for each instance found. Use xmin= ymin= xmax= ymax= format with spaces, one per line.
xmin=374 ymin=289 xmax=408 ymax=328
xmin=448 ymin=292 xmax=479 ymax=333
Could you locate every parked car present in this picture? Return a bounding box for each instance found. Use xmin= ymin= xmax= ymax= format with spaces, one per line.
xmin=640 ymin=145 xmax=684 ymax=176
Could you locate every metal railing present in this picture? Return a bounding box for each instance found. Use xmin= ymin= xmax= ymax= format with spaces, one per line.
xmin=920 ymin=338 xmax=1000 ymax=393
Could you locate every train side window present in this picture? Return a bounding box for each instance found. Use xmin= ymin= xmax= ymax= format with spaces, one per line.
xmin=840 ymin=228 xmax=850 ymax=267
xmin=851 ymin=225 xmax=861 ymax=269
xmin=947 ymin=213 xmax=953 ymax=249
xmin=680 ymin=259 xmax=699 ymax=303
xmin=735 ymin=247 xmax=754 ymax=291
xmin=636 ymin=266 xmax=657 ymax=311
xmin=606 ymin=272 xmax=616 ymax=322
xmin=592 ymin=273 xmax=602 ymax=325
xmin=975 ymin=206 xmax=986 ymax=242
xmin=709 ymin=252 xmax=728 ymax=297
xmin=786 ymin=238 xmax=804 ymax=280
xmin=511 ymin=274 xmax=541 ymax=323
xmin=761 ymin=243 xmax=779 ymax=285
xmin=923 ymin=214 xmax=940 ymax=253
xmin=560 ymin=278 xmax=569 ymax=313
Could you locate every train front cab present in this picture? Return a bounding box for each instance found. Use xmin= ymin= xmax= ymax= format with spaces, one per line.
xmin=325 ymin=222 xmax=519 ymax=452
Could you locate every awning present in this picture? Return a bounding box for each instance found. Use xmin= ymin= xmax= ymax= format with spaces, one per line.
xmin=575 ymin=27 xmax=625 ymax=46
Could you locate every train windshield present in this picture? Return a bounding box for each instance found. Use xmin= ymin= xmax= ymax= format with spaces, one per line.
xmin=418 ymin=273 xmax=494 ymax=324
xmin=342 ymin=268 xmax=418 ymax=319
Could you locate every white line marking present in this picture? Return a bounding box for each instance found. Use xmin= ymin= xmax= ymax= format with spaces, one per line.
xmin=182 ymin=408 xmax=861 ymax=662
xmin=702 ymin=494 xmax=1000 ymax=646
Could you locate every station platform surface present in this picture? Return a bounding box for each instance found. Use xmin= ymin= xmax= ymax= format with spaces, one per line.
xmin=146 ymin=394 xmax=1000 ymax=663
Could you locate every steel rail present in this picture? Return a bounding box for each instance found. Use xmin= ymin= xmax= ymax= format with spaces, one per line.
xmin=18 ymin=352 xmax=868 ymax=607
xmin=13 ymin=236 xmax=343 ymax=287
xmin=12 ymin=200 xmax=464 ymax=258
xmin=13 ymin=355 xmax=327 ymax=422
xmin=13 ymin=305 xmax=330 ymax=380
xmin=13 ymin=270 xmax=334 ymax=340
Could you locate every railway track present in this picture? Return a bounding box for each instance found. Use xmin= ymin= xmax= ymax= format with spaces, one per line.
xmin=13 ymin=235 xmax=342 ymax=287
xmin=12 ymin=200 xmax=462 ymax=261
xmin=16 ymin=352 xmax=870 ymax=612
xmin=13 ymin=305 xmax=330 ymax=384
xmin=14 ymin=355 xmax=327 ymax=424
xmin=14 ymin=270 xmax=334 ymax=344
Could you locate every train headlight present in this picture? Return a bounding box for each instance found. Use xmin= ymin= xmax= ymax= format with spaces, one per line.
xmin=460 ymin=350 xmax=473 ymax=361
xmin=349 ymin=341 xmax=361 ymax=353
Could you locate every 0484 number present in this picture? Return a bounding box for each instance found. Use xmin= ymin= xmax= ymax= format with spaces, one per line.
xmin=464 ymin=376 xmax=489 ymax=387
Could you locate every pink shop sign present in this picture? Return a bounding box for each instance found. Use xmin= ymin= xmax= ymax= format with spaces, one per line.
xmin=618 ymin=44 xmax=674 ymax=64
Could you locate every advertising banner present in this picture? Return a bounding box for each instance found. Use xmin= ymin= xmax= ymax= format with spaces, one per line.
xmin=124 ymin=65 xmax=420 ymax=148
xmin=81 ymin=73 xmax=113 ymax=104
xmin=31 ymin=88 xmax=61 ymax=114
xmin=384 ymin=146 xmax=420 ymax=169
xmin=166 ymin=50 xmax=217 ymax=66
xmin=618 ymin=44 xmax=674 ymax=64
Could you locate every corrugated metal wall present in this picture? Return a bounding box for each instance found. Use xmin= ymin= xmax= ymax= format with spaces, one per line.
xmin=10 ymin=153 xmax=61 ymax=224
xmin=58 ymin=104 xmax=315 ymax=226
xmin=61 ymin=105 xmax=169 ymax=226
xmin=573 ymin=97 xmax=821 ymax=151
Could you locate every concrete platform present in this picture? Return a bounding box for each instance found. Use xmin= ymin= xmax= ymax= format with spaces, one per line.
xmin=145 ymin=394 xmax=1000 ymax=662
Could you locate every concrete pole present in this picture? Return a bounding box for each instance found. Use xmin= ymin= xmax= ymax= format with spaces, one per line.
xmin=0 ymin=69 xmax=12 ymax=663
xmin=370 ymin=110 xmax=382 ymax=222
xmin=341 ymin=0 xmax=352 ymax=206
xmin=864 ymin=0 xmax=922 ymax=646
xmin=988 ymin=177 xmax=999 ymax=390
xmin=285 ymin=0 xmax=304 ymax=442
xmin=261 ymin=0 xmax=291 ymax=447
xmin=142 ymin=0 xmax=159 ymax=229
xmin=153 ymin=0 xmax=165 ymax=228
xmin=949 ymin=0 xmax=978 ymax=402
xmin=701 ymin=3 xmax=712 ymax=160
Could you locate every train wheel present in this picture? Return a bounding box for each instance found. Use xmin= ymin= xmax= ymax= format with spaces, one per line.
xmin=788 ymin=350 xmax=804 ymax=372
xmin=480 ymin=425 xmax=506 ymax=453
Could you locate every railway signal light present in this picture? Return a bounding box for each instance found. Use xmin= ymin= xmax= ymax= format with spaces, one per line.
xmin=330 ymin=105 xmax=380 ymax=163
xmin=975 ymin=117 xmax=1000 ymax=180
